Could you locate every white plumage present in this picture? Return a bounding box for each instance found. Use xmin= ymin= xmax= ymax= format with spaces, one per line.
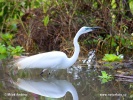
xmin=16 ymin=51 xmax=68 ymax=70
xmin=15 ymin=26 xmax=100 ymax=75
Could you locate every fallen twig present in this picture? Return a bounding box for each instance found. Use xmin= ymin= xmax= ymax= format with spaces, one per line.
xmin=115 ymin=74 xmax=133 ymax=79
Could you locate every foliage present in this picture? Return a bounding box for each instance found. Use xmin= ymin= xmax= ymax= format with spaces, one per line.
xmin=0 ymin=43 xmax=8 ymax=59
xmin=0 ymin=32 xmax=24 ymax=60
xmin=1 ymin=33 xmax=13 ymax=45
xmin=0 ymin=1 xmax=26 ymax=59
xmin=129 ymin=83 xmax=133 ymax=98
xmin=130 ymin=83 xmax=133 ymax=89
xmin=102 ymin=54 xmax=123 ymax=62
xmin=129 ymin=0 xmax=133 ymax=15
xmin=82 ymin=0 xmax=133 ymax=56
xmin=84 ymin=33 xmax=133 ymax=55
xmin=0 ymin=43 xmax=24 ymax=60
xmin=43 ymin=15 xmax=49 ymax=27
xmin=7 ymin=45 xmax=25 ymax=56
xmin=98 ymin=71 xmax=113 ymax=84
xmin=0 ymin=0 xmax=133 ymax=57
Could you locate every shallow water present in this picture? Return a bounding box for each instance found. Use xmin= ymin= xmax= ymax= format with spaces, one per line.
xmin=0 ymin=60 xmax=132 ymax=100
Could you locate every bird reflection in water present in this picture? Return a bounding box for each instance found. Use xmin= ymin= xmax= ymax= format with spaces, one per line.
xmin=14 ymin=78 xmax=78 ymax=100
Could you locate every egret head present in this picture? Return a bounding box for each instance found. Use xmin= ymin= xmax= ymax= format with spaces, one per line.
xmin=78 ymin=26 xmax=100 ymax=34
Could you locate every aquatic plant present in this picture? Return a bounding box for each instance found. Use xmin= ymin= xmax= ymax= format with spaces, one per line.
xmin=98 ymin=71 xmax=113 ymax=84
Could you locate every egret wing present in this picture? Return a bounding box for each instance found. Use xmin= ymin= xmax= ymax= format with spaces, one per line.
xmin=15 ymin=51 xmax=67 ymax=69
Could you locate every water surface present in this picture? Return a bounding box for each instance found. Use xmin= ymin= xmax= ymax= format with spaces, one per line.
xmin=0 ymin=60 xmax=132 ymax=100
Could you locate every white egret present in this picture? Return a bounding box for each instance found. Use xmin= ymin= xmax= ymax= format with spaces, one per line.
xmin=15 ymin=26 xmax=100 ymax=75
xmin=15 ymin=78 xmax=78 ymax=100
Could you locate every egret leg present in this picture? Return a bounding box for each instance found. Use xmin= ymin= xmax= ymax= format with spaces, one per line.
xmin=40 ymin=69 xmax=47 ymax=76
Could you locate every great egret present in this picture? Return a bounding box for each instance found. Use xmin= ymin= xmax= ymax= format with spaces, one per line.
xmin=15 ymin=26 xmax=100 ymax=75
xmin=15 ymin=78 xmax=78 ymax=100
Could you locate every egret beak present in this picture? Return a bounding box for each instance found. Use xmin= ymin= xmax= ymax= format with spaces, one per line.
xmin=91 ymin=27 xmax=102 ymax=30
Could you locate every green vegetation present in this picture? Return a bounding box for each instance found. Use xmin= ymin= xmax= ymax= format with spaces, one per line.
xmin=0 ymin=43 xmax=7 ymax=59
xmin=102 ymin=54 xmax=123 ymax=62
xmin=0 ymin=43 xmax=24 ymax=59
xmin=129 ymin=83 xmax=133 ymax=98
xmin=0 ymin=0 xmax=133 ymax=59
xmin=0 ymin=1 xmax=25 ymax=59
xmin=0 ymin=32 xmax=24 ymax=60
xmin=98 ymin=71 xmax=113 ymax=84
xmin=129 ymin=0 xmax=133 ymax=15
xmin=7 ymin=46 xmax=24 ymax=56
xmin=43 ymin=15 xmax=49 ymax=27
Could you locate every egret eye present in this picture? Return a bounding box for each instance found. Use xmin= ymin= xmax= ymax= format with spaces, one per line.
xmin=85 ymin=27 xmax=89 ymax=30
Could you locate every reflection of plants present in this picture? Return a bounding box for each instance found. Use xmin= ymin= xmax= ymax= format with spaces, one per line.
xmin=102 ymin=54 xmax=123 ymax=62
xmin=130 ymin=84 xmax=133 ymax=89
xmin=98 ymin=71 xmax=113 ymax=84
xmin=130 ymin=83 xmax=133 ymax=99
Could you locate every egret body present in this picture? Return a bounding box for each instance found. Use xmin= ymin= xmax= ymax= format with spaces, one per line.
xmin=15 ymin=26 xmax=99 ymax=75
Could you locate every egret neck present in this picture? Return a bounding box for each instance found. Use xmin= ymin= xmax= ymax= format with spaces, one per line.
xmin=68 ymin=31 xmax=81 ymax=67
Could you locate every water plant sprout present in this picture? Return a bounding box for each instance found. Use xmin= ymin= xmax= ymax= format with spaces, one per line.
xmin=15 ymin=26 xmax=100 ymax=75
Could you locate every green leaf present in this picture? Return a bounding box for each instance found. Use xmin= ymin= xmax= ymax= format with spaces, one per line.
xmin=7 ymin=45 xmax=24 ymax=56
xmin=112 ymin=3 xmax=117 ymax=9
xmin=43 ymin=15 xmax=49 ymax=26
xmin=1 ymin=33 xmax=13 ymax=40
xmin=0 ymin=0 xmax=5 ymax=2
xmin=129 ymin=0 xmax=133 ymax=15
xmin=10 ymin=23 xmax=17 ymax=31
xmin=101 ymin=71 xmax=108 ymax=78
xmin=0 ymin=47 xmax=6 ymax=54
xmin=98 ymin=71 xmax=113 ymax=84
xmin=0 ymin=6 xmax=4 ymax=16
xmin=111 ymin=38 xmax=117 ymax=47
xmin=0 ymin=44 xmax=6 ymax=54
xmin=111 ymin=0 xmax=117 ymax=9
xmin=102 ymin=54 xmax=123 ymax=62
xmin=0 ymin=54 xmax=7 ymax=59
xmin=34 ymin=1 xmax=40 ymax=8
xmin=93 ymin=2 xmax=98 ymax=9
xmin=101 ymin=78 xmax=108 ymax=84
